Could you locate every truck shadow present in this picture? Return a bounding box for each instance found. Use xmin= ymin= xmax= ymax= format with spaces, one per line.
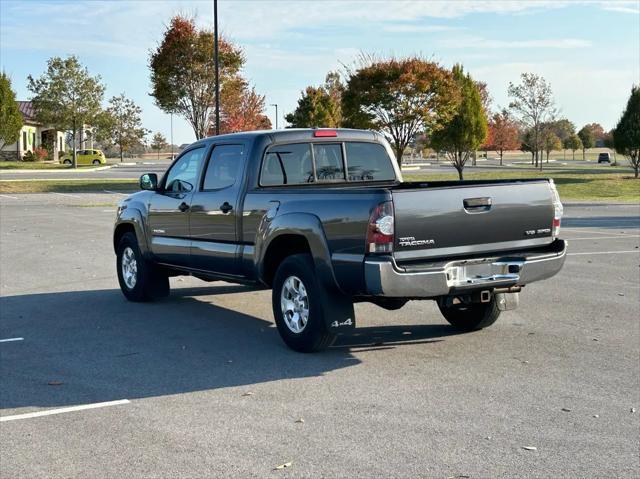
xmin=0 ymin=287 xmax=460 ymax=410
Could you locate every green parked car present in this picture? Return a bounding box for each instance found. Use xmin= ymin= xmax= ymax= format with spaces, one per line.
xmin=60 ymin=149 xmax=107 ymax=166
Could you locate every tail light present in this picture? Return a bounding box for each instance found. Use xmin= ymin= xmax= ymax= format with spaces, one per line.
xmin=367 ymin=201 xmax=394 ymax=253
xmin=549 ymin=180 xmax=563 ymax=237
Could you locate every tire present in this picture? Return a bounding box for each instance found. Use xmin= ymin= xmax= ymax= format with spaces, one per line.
xmin=116 ymin=232 xmax=169 ymax=302
xmin=92 ymin=159 xmax=100 ymax=165
xmin=438 ymin=296 xmax=501 ymax=331
xmin=272 ymin=254 xmax=336 ymax=352
xmin=63 ymin=159 xmax=71 ymax=165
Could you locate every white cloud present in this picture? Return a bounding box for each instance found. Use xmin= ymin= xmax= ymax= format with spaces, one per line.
xmin=440 ymin=36 xmax=592 ymax=49
xmin=382 ymin=24 xmax=458 ymax=33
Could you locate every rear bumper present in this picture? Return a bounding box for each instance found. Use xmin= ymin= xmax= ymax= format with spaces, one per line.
xmin=364 ymin=239 xmax=567 ymax=298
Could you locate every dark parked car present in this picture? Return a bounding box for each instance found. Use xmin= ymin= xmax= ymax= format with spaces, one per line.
xmin=113 ymin=129 xmax=567 ymax=352
xmin=597 ymin=152 xmax=611 ymax=163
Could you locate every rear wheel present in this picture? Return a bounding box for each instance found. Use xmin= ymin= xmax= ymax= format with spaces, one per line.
xmin=438 ymin=296 xmax=501 ymax=331
xmin=272 ymin=254 xmax=336 ymax=352
xmin=116 ymin=232 xmax=169 ymax=302
xmin=63 ymin=159 xmax=71 ymax=165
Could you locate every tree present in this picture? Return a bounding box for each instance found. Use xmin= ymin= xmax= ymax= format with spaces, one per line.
xmin=27 ymin=56 xmax=105 ymax=167
xmin=577 ymin=125 xmax=595 ymax=160
xmin=541 ymin=130 xmax=562 ymax=162
xmin=430 ymin=64 xmax=488 ymax=180
xmin=584 ymin=122 xmax=606 ymax=142
xmin=486 ymin=109 xmax=520 ymax=165
xmin=508 ymin=73 xmax=556 ymax=170
xmin=218 ymin=77 xmax=272 ymax=134
xmin=342 ymin=56 xmax=459 ymax=165
xmin=564 ymin=134 xmax=582 ymax=160
xmin=0 ymin=72 xmax=22 ymax=151
xmin=285 ymin=72 xmax=344 ymax=128
xmin=149 ymin=15 xmax=244 ymax=139
xmin=520 ymin=129 xmax=536 ymax=164
xmin=612 ymin=85 xmax=640 ymax=178
xmin=548 ymin=118 xmax=575 ymax=160
xmin=150 ymin=132 xmax=168 ymax=160
xmin=96 ymin=94 xmax=148 ymax=162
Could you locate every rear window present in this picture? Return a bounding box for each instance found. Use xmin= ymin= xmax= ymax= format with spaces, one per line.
xmin=314 ymin=143 xmax=345 ymax=182
xmin=260 ymin=141 xmax=395 ymax=186
xmin=345 ymin=142 xmax=395 ymax=181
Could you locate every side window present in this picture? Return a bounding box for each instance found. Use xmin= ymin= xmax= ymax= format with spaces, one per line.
xmin=313 ymin=143 xmax=344 ymax=182
xmin=261 ymin=143 xmax=314 ymax=186
xmin=202 ymin=144 xmax=244 ymax=190
xmin=164 ymin=148 xmax=204 ymax=193
xmin=345 ymin=142 xmax=396 ymax=181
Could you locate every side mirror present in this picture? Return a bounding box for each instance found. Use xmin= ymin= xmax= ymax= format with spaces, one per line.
xmin=140 ymin=173 xmax=158 ymax=191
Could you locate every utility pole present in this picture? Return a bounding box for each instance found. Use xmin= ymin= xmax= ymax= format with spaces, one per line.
xmin=170 ymin=112 xmax=174 ymax=160
xmin=213 ymin=0 xmax=220 ymax=135
xmin=270 ymin=103 xmax=278 ymax=129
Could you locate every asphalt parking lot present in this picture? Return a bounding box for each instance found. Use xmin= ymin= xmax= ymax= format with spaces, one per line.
xmin=1 ymin=194 xmax=638 ymax=478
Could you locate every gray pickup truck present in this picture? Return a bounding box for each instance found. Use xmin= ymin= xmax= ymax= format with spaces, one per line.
xmin=114 ymin=128 xmax=566 ymax=352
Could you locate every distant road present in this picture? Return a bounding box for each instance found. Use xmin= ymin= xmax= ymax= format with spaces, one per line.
xmin=0 ymin=162 xmax=170 ymax=180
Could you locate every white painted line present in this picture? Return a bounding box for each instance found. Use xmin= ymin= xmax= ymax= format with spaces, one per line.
xmin=0 ymin=399 xmax=130 ymax=422
xmin=562 ymin=228 xmax=636 ymax=237
xmin=567 ymin=250 xmax=639 ymax=256
xmin=52 ymin=192 xmax=80 ymax=198
xmin=0 ymin=337 xmax=24 ymax=343
xmin=103 ymin=190 xmax=127 ymax=196
xmin=0 ymin=194 xmax=18 ymax=199
xmin=565 ymin=236 xmax=640 ymax=241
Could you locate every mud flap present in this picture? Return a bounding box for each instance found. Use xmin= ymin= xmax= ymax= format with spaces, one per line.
xmin=318 ymin=283 xmax=356 ymax=333
xmin=495 ymin=292 xmax=519 ymax=311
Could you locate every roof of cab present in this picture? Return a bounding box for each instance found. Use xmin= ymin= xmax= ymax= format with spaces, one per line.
xmin=191 ymin=128 xmax=380 ymax=147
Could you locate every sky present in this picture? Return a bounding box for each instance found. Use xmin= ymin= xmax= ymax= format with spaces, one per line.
xmin=1 ymin=0 xmax=639 ymax=145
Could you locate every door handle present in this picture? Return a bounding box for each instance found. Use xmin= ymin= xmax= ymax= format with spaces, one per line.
xmin=178 ymin=202 xmax=190 ymax=212
xmin=463 ymin=197 xmax=492 ymax=212
xmin=220 ymin=202 xmax=233 ymax=214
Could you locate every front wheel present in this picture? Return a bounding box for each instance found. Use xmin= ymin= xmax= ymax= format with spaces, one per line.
xmin=438 ymin=296 xmax=501 ymax=331
xmin=272 ymin=254 xmax=336 ymax=352
xmin=92 ymin=159 xmax=101 ymax=165
xmin=63 ymin=159 xmax=71 ymax=165
xmin=116 ymin=232 xmax=169 ymax=302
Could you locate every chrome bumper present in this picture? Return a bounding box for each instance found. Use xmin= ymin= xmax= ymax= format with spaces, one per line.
xmin=364 ymin=240 xmax=567 ymax=298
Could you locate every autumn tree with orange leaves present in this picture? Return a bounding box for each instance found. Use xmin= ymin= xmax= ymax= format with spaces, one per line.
xmin=486 ymin=110 xmax=520 ymax=165
xmin=150 ymin=15 xmax=269 ymax=139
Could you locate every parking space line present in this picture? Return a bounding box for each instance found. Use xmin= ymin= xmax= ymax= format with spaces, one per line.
xmin=562 ymin=228 xmax=637 ymax=237
xmin=0 ymin=399 xmax=130 ymax=422
xmin=0 ymin=194 xmax=19 ymax=199
xmin=103 ymin=190 xmax=127 ymax=196
xmin=567 ymin=250 xmax=639 ymax=256
xmin=0 ymin=337 xmax=24 ymax=343
xmin=566 ymin=236 xmax=640 ymax=241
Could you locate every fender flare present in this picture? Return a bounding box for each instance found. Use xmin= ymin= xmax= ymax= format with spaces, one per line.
xmin=255 ymin=212 xmax=355 ymax=332
xmin=113 ymin=207 xmax=150 ymax=257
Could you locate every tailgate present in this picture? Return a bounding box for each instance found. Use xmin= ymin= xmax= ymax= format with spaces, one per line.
xmin=391 ymin=180 xmax=555 ymax=262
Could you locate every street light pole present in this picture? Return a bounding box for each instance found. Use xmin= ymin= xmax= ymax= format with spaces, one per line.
xmin=270 ymin=103 xmax=278 ymax=130
xmin=213 ymin=0 xmax=220 ymax=136
xmin=170 ymin=112 xmax=174 ymax=160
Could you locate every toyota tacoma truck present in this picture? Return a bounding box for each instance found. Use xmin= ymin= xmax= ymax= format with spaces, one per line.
xmin=114 ymin=128 xmax=566 ymax=352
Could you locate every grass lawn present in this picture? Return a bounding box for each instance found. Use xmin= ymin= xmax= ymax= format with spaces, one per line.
xmin=0 ymin=162 xmax=107 ymax=170
xmin=404 ymin=170 xmax=640 ymax=203
xmin=1 ymin=170 xmax=638 ymax=202
xmin=0 ymin=179 xmax=137 ymax=194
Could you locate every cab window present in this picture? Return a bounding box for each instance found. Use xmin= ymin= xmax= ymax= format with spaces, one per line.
xmin=164 ymin=148 xmax=205 ymax=193
xmin=202 ymin=144 xmax=244 ymax=190
xmin=261 ymin=143 xmax=314 ymax=186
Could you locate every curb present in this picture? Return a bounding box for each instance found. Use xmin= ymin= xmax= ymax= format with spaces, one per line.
xmin=0 ymin=165 xmax=113 ymax=174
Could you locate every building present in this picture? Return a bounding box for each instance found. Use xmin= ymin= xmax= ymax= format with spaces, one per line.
xmin=0 ymin=101 xmax=66 ymax=161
